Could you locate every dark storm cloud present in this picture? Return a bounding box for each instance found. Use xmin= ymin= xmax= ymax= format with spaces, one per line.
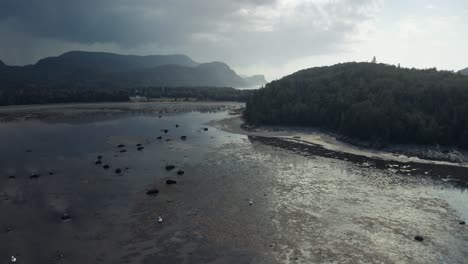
xmin=0 ymin=0 xmax=274 ymax=45
xmin=0 ymin=0 xmax=382 ymax=71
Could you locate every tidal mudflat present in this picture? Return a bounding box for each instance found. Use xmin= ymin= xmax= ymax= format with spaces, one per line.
xmin=0 ymin=102 xmax=466 ymax=264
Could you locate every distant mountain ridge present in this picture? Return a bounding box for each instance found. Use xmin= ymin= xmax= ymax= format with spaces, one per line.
xmin=0 ymin=51 xmax=260 ymax=88
xmin=242 ymin=75 xmax=267 ymax=87
xmin=460 ymin=67 xmax=468 ymax=75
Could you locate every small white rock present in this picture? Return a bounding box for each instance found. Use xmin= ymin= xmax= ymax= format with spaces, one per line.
xmin=249 ymin=200 xmax=254 ymax=206
xmin=11 ymin=256 xmax=17 ymax=263
xmin=158 ymin=216 xmax=163 ymax=223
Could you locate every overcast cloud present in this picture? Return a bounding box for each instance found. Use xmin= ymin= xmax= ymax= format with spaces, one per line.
xmin=0 ymin=0 xmax=467 ymax=79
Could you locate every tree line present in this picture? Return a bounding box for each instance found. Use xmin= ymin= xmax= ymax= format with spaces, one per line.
xmin=0 ymin=86 xmax=253 ymax=106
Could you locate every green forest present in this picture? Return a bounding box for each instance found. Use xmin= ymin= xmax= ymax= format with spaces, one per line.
xmin=0 ymin=86 xmax=253 ymax=106
xmin=245 ymin=62 xmax=468 ymax=148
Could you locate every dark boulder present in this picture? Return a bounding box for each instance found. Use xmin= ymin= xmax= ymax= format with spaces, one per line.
xmin=95 ymin=160 xmax=102 ymax=165
xmin=414 ymin=236 xmax=424 ymax=242
xmin=157 ymin=136 xmax=162 ymax=140
xmin=177 ymin=170 xmax=184 ymax=175
xmin=48 ymin=172 xmax=54 ymax=175
xmin=203 ymin=128 xmax=208 ymax=131
xmin=30 ymin=173 xmax=40 ymax=179
xmin=120 ymin=150 xmax=127 ymax=153
xmin=165 ymin=165 xmax=175 ymax=171
xmin=176 ymin=124 xmax=179 ymax=128
xmin=163 ymin=129 xmax=169 ymax=134
xmin=115 ymin=168 xmax=122 ymax=174
xmin=61 ymin=213 xmax=71 ymax=221
xmin=137 ymin=146 xmax=144 ymax=151
xmin=136 ymin=144 xmax=142 ymax=147
xmin=181 ymin=136 xmax=187 ymax=140
xmin=97 ymin=155 xmax=103 ymax=159
xmin=460 ymin=221 xmax=466 ymax=225
xmin=103 ymin=165 xmax=110 ymax=169
xmin=166 ymin=179 xmax=177 ymax=185
xmin=8 ymin=175 xmax=15 ymax=179
xmin=146 ymin=189 xmax=159 ymax=196
xmin=117 ymin=144 xmax=125 ymax=148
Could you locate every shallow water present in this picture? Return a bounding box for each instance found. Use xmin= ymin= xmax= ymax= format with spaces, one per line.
xmin=0 ymin=102 xmax=466 ymax=264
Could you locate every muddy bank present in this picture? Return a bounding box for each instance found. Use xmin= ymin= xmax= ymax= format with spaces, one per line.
xmin=0 ymin=101 xmax=243 ymax=123
xmin=213 ymin=115 xmax=468 ymax=167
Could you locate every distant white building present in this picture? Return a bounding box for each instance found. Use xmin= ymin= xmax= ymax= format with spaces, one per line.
xmin=129 ymin=95 xmax=148 ymax=102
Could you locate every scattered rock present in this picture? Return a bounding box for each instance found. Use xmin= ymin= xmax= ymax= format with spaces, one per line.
xmin=163 ymin=129 xmax=169 ymax=134
xmin=166 ymin=139 xmax=171 ymax=142
xmin=157 ymin=136 xmax=162 ymax=140
xmin=48 ymin=172 xmax=54 ymax=175
xmin=136 ymin=144 xmax=142 ymax=147
xmin=103 ymin=165 xmax=110 ymax=169
xmin=30 ymin=173 xmax=40 ymax=179
xmin=26 ymin=149 xmax=32 ymax=153
xmin=117 ymin=144 xmax=125 ymax=148
xmin=61 ymin=213 xmax=71 ymax=221
xmin=157 ymin=216 xmax=163 ymax=223
xmin=460 ymin=221 xmax=466 ymax=225
xmin=120 ymin=149 xmax=127 ymax=153
xmin=11 ymin=255 xmax=17 ymax=263
xmin=203 ymin=128 xmax=208 ymax=131
xmin=177 ymin=170 xmax=184 ymax=175
xmin=115 ymin=168 xmax=122 ymax=174
xmin=249 ymin=199 xmax=254 ymax=206
xmin=137 ymin=146 xmax=144 ymax=151
xmin=146 ymin=189 xmax=159 ymax=196
xmin=165 ymin=165 xmax=175 ymax=171
xmin=176 ymin=124 xmax=179 ymax=128
xmin=166 ymin=179 xmax=177 ymax=185
xmin=181 ymin=136 xmax=187 ymax=140
xmin=8 ymin=175 xmax=15 ymax=179
xmin=95 ymin=160 xmax=102 ymax=165
xmin=414 ymin=236 xmax=424 ymax=242
xmin=97 ymin=155 xmax=103 ymax=160
xmin=54 ymin=251 xmax=64 ymax=262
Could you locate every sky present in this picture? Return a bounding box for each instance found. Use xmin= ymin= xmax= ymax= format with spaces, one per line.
xmin=0 ymin=0 xmax=467 ymax=80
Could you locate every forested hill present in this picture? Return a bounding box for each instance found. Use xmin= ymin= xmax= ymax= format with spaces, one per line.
xmin=245 ymin=62 xmax=468 ymax=148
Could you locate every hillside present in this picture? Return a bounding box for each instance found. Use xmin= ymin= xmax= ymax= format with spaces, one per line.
xmin=0 ymin=51 xmax=252 ymax=88
xmin=460 ymin=68 xmax=468 ymax=76
xmin=245 ymin=63 xmax=468 ymax=148
xmin=242 ymin=75 xmax=267 ymax=87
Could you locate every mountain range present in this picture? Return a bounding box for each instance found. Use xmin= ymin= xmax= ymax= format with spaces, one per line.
xmin=460 ymin=67 xmax=468 ymax=76
xmin=0 ymin=51 xmax=266 ymax=88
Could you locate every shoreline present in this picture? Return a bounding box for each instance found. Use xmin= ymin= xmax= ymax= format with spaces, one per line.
xmin=212 ymin=115 xmax=468 ymax=168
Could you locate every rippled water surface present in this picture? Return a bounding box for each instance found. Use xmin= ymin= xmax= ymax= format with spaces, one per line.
xmin=0 ymin=102 xmax=466 ymax=264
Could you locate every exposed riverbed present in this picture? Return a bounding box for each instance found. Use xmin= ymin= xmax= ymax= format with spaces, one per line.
xmin=0 ymin=102 xmax=466 ymax=264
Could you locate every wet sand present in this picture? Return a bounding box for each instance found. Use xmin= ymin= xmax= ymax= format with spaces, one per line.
xmin=0 ymin=102 xmax=467 ymax=264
